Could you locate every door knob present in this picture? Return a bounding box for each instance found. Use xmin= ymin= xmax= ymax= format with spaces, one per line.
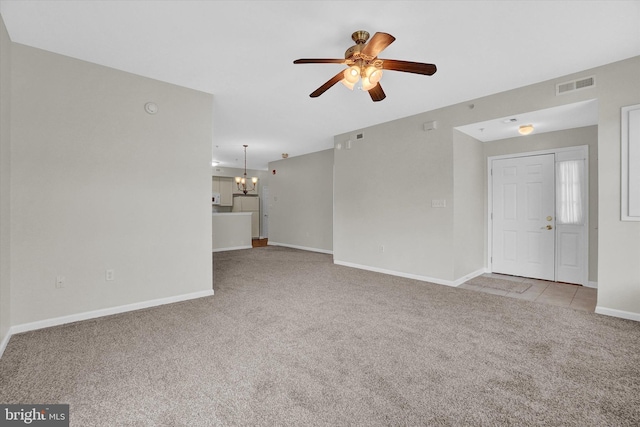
xmin=545 ymin=225 xmax=552 ymax=230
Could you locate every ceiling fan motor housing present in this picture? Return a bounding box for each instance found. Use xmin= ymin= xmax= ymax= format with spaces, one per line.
xmin=345 ymin=45 xmax=363 ymax=60
xmin=351 ymin=30 xmax=370 ymax=44
xmin=345 ymin=30 xmax=372 ymax=61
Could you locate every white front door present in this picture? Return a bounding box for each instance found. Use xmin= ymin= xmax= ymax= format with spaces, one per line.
xmin=492 ymin=154 xmax=556 ymax=281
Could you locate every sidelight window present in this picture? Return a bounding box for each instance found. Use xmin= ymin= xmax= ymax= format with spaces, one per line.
xmin=556 ymin=160 xmax=584 ymax=225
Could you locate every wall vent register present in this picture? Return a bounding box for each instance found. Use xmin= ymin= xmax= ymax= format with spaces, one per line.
xmin=556 ymin=76 xmax=595 ymax=95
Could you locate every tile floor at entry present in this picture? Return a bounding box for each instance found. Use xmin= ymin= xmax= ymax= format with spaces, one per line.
xmin=460 ymin=273 xmax=597 ymax=312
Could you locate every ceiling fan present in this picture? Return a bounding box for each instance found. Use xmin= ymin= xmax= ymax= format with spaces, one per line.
xmin=293 ymin=30 xmax=437 ymax=102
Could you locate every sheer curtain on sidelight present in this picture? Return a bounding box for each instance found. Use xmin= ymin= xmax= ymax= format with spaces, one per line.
xmin=556 ymin=160 xmax=584 ymax=225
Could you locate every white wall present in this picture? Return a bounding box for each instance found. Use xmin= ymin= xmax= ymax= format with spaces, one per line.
xmin=212 ymin=213 xmax=252 ymax=252
xmin=334 ymin=115 xmax=455 ymax=281
xmin=453 ymin=131 xmax=485 ymax=280
xmin=0 ymin=15 xmax=12 ymax=346
xmin=333 ymin=56 xmax=640 ymax=319
xmin=268 ymin=149 xmax=333 ymax=253
xmin=595 ymin=57 xmax=640 ymax=318
xmin=10 ymin=43 xmax=214 ymax=326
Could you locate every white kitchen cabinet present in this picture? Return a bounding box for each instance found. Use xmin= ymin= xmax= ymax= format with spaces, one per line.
xmin=212 ymin=177 xmax=234 ymax=206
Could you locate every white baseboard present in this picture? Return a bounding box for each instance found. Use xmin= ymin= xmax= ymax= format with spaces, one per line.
xmin=0 ymin=330 xmax=11 ymax=360
xmin=0 ymin=289 xmax=214 ymax=359
xmin=268 ymin=242 xmax=333 ymax=255
xmin=585 ymin=281 xmax=598 ymax=289
xmin=595 ymin=306 xmax=640 ymax=322
xmin=212 ymin=245 xmax=252 ymax=252
xmin=452 ymin=269 xmax=487 ymax=286
xmin=333 ymin=260 xmax=464 ymax=287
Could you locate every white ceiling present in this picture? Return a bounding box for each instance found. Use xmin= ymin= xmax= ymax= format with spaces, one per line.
xmin=1 ymin=1 xmax=639 ymax=170
xmin=456 ymin=99 xmax=599 ymax=142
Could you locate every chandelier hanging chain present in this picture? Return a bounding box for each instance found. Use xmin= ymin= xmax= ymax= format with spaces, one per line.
xmin=235 ymin=144 xmax=257 ymax=195
xmin=244 ymin=145 xmax=249 ymax=181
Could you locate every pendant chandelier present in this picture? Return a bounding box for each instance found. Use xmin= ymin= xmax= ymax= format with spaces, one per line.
xmin=235 ymin=145 xmax=258 ymax=195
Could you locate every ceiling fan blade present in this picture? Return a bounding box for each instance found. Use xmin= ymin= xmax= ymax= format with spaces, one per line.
xmin=381 ymin=59 xmax=437 ymax=75
xmin=309 ymin=71 xmax=345 ymax=98
xmin=361 ymin=32 xmax=396 ymax=58
xmin=368 ymin=83 xmax=386 ymax=102
xmin=294 ymin=58 xmax=346 ymax=64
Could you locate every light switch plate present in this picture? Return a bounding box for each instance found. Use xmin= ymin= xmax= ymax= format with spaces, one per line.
xmin=431 ymin=199 xmax=446 ymax=208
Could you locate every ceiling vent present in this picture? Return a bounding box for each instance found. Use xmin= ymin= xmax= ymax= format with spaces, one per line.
xmin=556 ymin=75 xmax=595 ymax=95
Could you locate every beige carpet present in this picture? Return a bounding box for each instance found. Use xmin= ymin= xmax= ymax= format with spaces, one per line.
xmin=1 ymin=246 xmax=639 ymax=426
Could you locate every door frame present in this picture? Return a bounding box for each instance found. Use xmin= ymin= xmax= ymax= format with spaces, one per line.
xmin=261 ymin=185 xmax=269 ymax=239
xmin=487 ymin=145 xmax=589 ymax=286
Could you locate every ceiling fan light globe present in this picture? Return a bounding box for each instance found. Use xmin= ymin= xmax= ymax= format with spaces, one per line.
xmin=341 ymin=78 xmax=356 ymax=90
xmin=344 ymin=66 xmax=360 ymax=83
xmin=365 ymin=66 xmax=383 ymax=85
xmin=361 ymin=77 xmax=376 ymax=91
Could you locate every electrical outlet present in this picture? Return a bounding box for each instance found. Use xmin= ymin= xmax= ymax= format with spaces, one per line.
xmin=431 ymin=199 xmax=447 ymax=208
xmin=105 ymin=269 xmax=115 ymax=281
xmin=55 ymin=275 xmax=65 ymax=288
